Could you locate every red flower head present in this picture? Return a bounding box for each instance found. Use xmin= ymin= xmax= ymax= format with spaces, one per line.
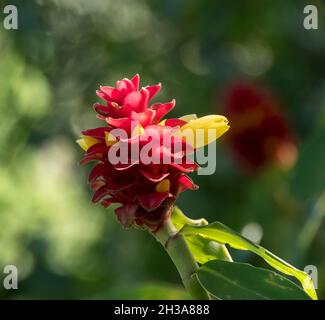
xmin=222 ymin=81 xmax=297 ymax=174
xmin=78 ymin=75 xmax=229 ymax=230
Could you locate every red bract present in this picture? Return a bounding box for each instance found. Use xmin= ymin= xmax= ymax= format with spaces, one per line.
xmin=79 ymin=75 xmax=198 ymax=230
xmin=94 ymin=74 xmax=175 ymax=132
xmin=222 ymin=81 xmax=297 ymax=174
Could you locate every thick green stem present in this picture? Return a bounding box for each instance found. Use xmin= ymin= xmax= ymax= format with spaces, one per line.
xmin=155 ymin=219 xmax=211 ymax=300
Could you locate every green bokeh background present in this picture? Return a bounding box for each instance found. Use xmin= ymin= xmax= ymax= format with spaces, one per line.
xmin=0 ymin=0 xmax=324 ymax=299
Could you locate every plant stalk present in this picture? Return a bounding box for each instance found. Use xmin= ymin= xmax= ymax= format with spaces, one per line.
xmin=154 ymin=219 xmax=211 ymax=300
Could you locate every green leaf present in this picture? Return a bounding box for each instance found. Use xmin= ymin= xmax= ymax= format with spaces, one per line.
xmin=186 ymin=234 xmax=232 ymax=264
xmin=181 ymin=221 xmax=317 ymax=300
xmin=197 ymin=260 xmax=311 ymax=300
xmin=171 ymin=206 xmax=208 ymax=231
xmin=171 ymin=207 xmax=232 ymax=263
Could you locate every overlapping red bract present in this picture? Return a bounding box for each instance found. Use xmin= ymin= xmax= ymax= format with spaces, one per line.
xmin=80 ymin=75 xmax=198 ymax=230
xmin=223 ymin=81 xmax=297 ymax=174
xmin=93 ymin=74 xmax=175 ymax=131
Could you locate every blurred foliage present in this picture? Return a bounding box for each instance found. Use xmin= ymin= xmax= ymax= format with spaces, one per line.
xmin=0 ymin=0 xmax=324 ymax=299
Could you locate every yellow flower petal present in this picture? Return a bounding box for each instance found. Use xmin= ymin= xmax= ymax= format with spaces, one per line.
xmin=155 ymin=179 xmax=170 ymax=193
xmin=76 ymin=138 xmax=88 ymax=151
xmin=105 ymin=131 xmax=117 ymax=147
xmin=131 ymin=123 xmax=145 ymax=137
xmin=179 ymin=115 xmax=230 ymax=148
xmin=76 ymin=135 xmax=101 ymax=151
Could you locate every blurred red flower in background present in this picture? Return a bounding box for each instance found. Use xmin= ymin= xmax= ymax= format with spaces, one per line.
xmin=222 ymin=81 xmax=297 ymax=174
